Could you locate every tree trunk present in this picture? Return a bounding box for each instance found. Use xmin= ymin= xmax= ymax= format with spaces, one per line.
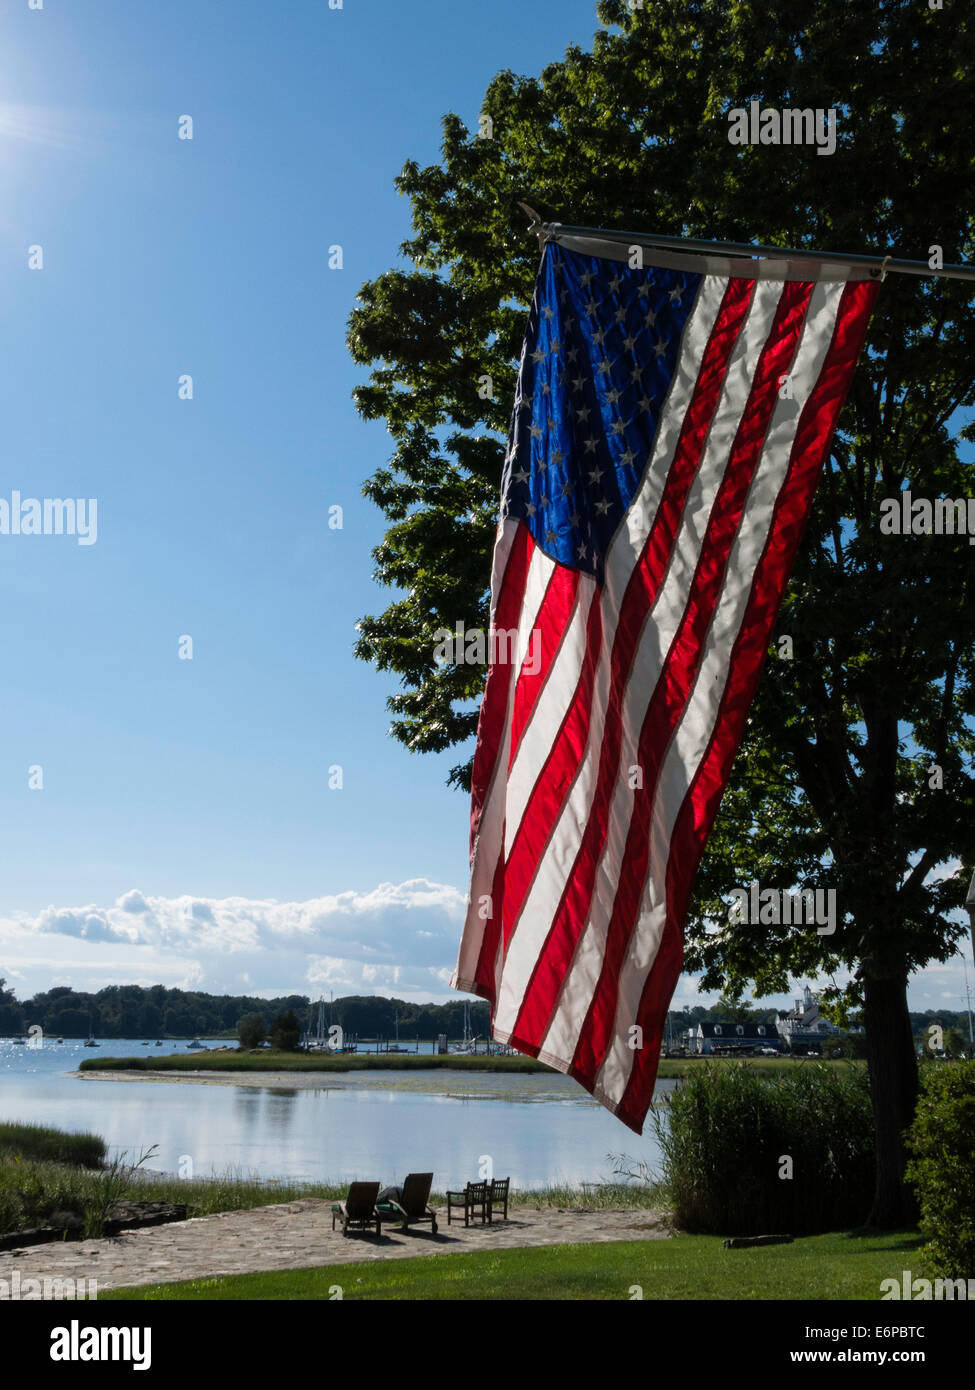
xmin=862 ymin=967 xmax=919 ymax=1228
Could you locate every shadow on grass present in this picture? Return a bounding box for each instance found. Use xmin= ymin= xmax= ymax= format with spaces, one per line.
xmin=839 ymin=1227 xmax=924 ymax=1253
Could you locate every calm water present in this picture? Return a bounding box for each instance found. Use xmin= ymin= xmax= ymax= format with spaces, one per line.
xmin=0 ymin=1038 xmax=671 ymax=1191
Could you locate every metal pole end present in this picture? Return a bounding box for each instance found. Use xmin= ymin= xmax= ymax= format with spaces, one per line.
xmin=517 ymin=202 xmax=547 ymax=251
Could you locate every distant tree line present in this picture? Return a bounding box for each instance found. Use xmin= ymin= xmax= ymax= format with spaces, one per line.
xmin=0 ymin=979 xmax=493 ymax=1040
xmin=0 ymin=976 xmax=968 ymax=1045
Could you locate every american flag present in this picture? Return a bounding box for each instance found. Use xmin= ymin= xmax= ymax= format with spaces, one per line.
xmin=451 ymin=232 xmax=878 ymax=1133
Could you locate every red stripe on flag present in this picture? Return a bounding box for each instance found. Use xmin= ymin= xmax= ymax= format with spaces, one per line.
xmin=614 ymin=276 xmax=880 ymax=1132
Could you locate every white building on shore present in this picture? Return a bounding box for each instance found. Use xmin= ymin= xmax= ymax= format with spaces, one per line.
xmin=775 ymin=985 xmax=843 ymax=1053
xmin=684 ymin=1020 xmax=780 ymax=1055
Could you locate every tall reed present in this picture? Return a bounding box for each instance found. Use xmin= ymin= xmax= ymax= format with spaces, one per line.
xmin=649 ymin=1061 xmax=874 ymax=1234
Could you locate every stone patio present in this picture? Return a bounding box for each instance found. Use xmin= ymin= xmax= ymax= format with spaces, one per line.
xmin=0 ymin=1199 xmax=670 ymax=1294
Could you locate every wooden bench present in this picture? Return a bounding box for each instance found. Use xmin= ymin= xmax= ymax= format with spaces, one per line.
xmin=488 ymin=1176 xmax=510 ymax=1222
xmin=446 ymin=1176 xmax=510 ymax=1225
xmin=446 ymin=1180 xmax=489 ymax=1227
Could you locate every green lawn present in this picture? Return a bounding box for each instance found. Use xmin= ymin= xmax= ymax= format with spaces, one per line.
xmin=102 ymin=1228 xmax=923 ymax=1301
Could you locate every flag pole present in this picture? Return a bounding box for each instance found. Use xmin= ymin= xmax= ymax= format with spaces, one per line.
xmin=521 ymin=211 xmax=975 ymax=284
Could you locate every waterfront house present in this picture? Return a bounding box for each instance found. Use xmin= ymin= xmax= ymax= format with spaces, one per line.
xmin=775 ymin=985 xmax=843 ymax=1054
xmin=685 ymin=1020 xmax=781 ymax=1055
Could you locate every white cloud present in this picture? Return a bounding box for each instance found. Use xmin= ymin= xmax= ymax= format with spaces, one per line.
xmin=0 ymin=879 xmax=468 ymax=1001
xmin=3 ymin=878 xmax=970 ymax=1017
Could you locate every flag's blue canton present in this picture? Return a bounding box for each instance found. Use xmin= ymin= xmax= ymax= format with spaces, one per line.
xmin=502 ymin=243 xmax=701 ymax=583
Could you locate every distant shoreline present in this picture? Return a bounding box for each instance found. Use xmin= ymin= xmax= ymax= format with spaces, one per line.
xmin=71 ymin=1066 xmax=584 ymax=1099
xmin=74 ymin=1068 xmax=413 ymax=1089
xmin=77 ymin=1051 xmax=551 ymax=1076
xmin=75 ymin=1052 xmax=850 ymax=1081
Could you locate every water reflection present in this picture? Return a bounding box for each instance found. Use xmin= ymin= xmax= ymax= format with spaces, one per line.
xmin=0 ymin=1038 xmax=669 ymax=1190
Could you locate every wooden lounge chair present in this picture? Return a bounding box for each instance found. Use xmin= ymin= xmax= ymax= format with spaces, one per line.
xmin=331 ymin=1181 xmax=381 ymax=1237
xmin=487 ymin=1176 xmax=510 ymax=1222
xmin=446 ymin=1179 xmax=490 ymax=1227
xmin=375 ymin=1172 xmax=438 ymax=1235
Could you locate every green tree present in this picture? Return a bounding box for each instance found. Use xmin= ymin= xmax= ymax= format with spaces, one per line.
xmin=0 ymin=978 xmax=25 ymax=1035
xmin=709 ymin=997 xmax=760 ymax=1025
xmin=942 ymin=1027 xmax=970 ymax=1060
xmin=47 ymin=1007 xmax=90 ymax=1038
xmin=905 ymin=1060 xmax=975 ymax=1277
xmin=347 ymin=0 xmax=975 ymax=1225
xmin=269 ymin=1009 xmax=301 ymax=1052
xmin=237 ymin=1013 xmax=266 ymax=1050
xmin=164 ymin=1007 xmax=194 ymax=1038
xmin=823 ymin=1032 xmax=869 ymax=1061
xmin=137 ymin=1002 xmax=163 ymax=1037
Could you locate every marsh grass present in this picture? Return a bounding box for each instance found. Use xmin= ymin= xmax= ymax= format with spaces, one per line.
xmin=0 ymin=1120 xmax=106 ymax=1168
xmin=510 ymin=1179 xmax=667 ymax=1210
xmin=0 ymin=1153 xmax=353 ymax=1237
xmin=82 ymin=1145 xmax=161 ymax=1239
xmin=79 ymin=1050 xmax=548 ymax=1074
xmin=648 ymin=1061 xmax=874 ymax=1235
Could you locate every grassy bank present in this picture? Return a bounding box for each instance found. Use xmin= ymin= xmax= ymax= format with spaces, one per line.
xmin=661 ymin=1056 xmax=853 ymax=1078
xmin=0 ymin=1155 xmax=352 ymax=1240
xmin=0 ymin=1121 xmax=106 ymax=1168
xmin=78 ymin=1050 xmax=551 ymax=1074
xmin=78 ymin=1050 xmax=851 ymax=1077
xmin=104 ymin=1228 xmax=923 ymax=1301
xmin=0 ymin=1120 xmax=343 ymax=1239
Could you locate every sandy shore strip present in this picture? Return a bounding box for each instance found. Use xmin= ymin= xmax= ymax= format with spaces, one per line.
xmin=76 ymin=1067 xmax=438 ymax=1089
xmin=75 ymin=1067 xmax=531 ymax=1090
xmin=0 ymin=1200 xmax=670 ymax=1294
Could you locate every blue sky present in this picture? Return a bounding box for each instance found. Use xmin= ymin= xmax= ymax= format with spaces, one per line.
xmin=0 ymin=0 xmax=970 ymax=1019
xmin=0 ymin=0 xmax=614 ymax=1002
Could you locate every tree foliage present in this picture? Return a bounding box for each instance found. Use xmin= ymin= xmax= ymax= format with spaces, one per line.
xmin=237 ymin=1013 xmax=267 ymax=1050
xmin=905 ymin=1060 xmax=975 ymax=1277
xmin=0 ymin=981 xmax=493 ymax=1041
xmin=269 ymin=1009 xmax=302 ymax=1052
